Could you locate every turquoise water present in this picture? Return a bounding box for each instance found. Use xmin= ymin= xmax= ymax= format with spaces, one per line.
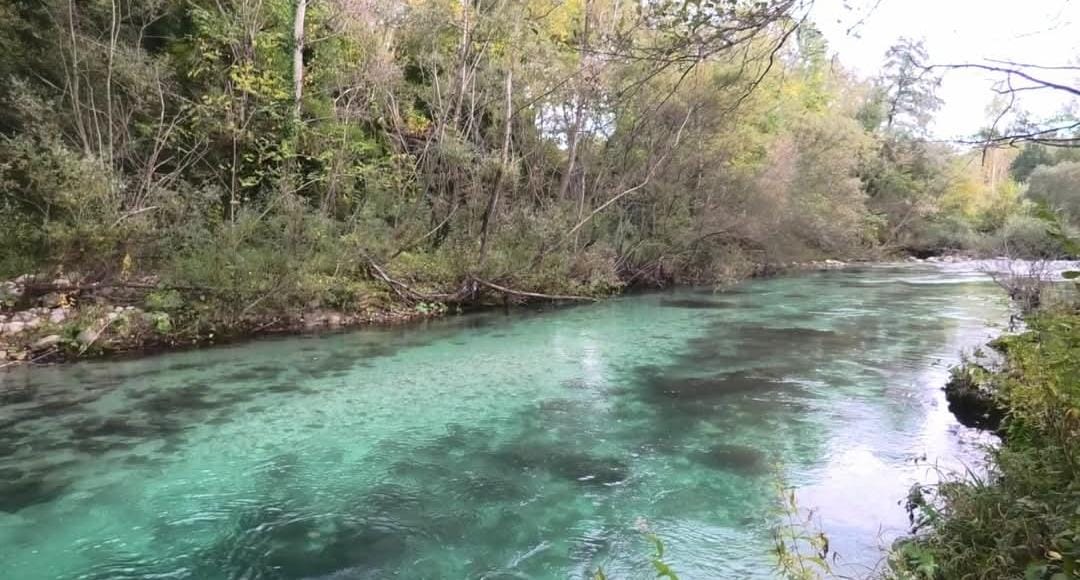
xmin=0 ymin=265 xmax=1009 ymax=579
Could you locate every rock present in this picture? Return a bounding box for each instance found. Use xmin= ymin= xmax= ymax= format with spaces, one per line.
xmin=1 ymin=321 xmax=25 ymax=335
xmin=0 ymin=281 xmax=23 ymax=299
xmin=31 ymin=334 xmax=62 ymax=351
xmin=76 ymin=328 xmax=98 ymax=345
xmin=48 ymin=308 xmax=67 ymax=324
xmin=40 ymin=293 xmax=64 ymax=308
xmin=944 ymin=364 xmax=1004 ymax=432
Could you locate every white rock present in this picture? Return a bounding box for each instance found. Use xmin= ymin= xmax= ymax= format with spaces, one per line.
xmin=49 ymin=308 xmax=68 ymax=324
xmin=31 ymin=334 xmax=62 ymax=351
xmin=76 ymin=328 xmax=98 ymax=345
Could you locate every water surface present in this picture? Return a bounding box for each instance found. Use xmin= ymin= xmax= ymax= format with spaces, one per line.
xmin=0 ymin=264 xmax=1009 ymax=578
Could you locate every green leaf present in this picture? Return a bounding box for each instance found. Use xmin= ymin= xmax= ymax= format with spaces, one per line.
xmin=1062 ymin=271 xmax=1080 ymax=280
xmin=651 ymin=559 xmax=679 ymax=580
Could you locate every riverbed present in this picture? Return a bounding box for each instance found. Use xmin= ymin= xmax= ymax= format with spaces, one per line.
xmin=0 ymin=264 xmax=1009 ymax=579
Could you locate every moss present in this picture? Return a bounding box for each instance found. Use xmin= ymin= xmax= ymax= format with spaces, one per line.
xmin=942 ymin=363 xmax=1005 ymax=431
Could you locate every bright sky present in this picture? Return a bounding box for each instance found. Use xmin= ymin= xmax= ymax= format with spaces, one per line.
xmin=810 ymin=0 xmax=1080 ymax=139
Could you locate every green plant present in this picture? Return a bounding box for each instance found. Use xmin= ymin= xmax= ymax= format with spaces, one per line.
xmin=145 ymin=289 xmax=185 ymax=312
xmin=592 ymin=527 xmax=679 ymax=580
xmin=888 ymin=312 xmax=1080 ymax=580
xmin=772 ymin=485 xmax=834 ymax=580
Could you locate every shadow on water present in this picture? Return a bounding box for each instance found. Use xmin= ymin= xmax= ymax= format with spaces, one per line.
xmin=658 ymin=298 xmax=738 ymax=310
xmin=0 ymin=268 xmax=1008 ymax=578
xmin=0 ymin=316 xmax=505 ymax=515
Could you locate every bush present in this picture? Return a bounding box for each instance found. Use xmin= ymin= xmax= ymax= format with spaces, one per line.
xmin=890 ymin=313 xmax=1080 ymax=580
xmin=983 ymin=214 xmax=1067 ymax=258
xmin=906 ymin=216 xmax=981 ymax=255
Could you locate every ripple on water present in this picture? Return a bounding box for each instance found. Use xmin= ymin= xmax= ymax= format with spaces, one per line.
xmin=0 ymin=265 xmax=1011 ymax=579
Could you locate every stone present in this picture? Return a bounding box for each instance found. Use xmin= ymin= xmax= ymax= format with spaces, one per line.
xmin=48 ymin=308 xmax=67 ymax=324
xmin=31 ymin=335 xmax=62 ymax=351
xmin=77 ymin=327 xmax=101 ymax=345
xmin=1 ymin=321 xmax=25 ymax=335
xmin=40 ymin=293 xmax=63 ymax=308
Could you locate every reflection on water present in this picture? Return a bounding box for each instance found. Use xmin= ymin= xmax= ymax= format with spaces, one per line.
xmin=0 ymin=264 xmax=1008 ymax=579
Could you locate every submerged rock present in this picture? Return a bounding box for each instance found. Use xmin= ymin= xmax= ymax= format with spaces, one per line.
xmin=694 ymin=444 xmax=768 ymax=475
xmin=658 ymin=298 xmax=736 ymax=310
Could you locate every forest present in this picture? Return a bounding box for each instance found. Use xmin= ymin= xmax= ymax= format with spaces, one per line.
xmin=0 ymin=0 xmax=1076 ymax=357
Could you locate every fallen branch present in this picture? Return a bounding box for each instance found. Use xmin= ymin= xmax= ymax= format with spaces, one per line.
xmin=473 ymin=278 xmax=597 ymax=302
xmin=364 ymin=253 xmax=596 ymax=305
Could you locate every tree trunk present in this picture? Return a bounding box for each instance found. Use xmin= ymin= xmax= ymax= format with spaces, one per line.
xmin=479 ymin=69 xmax=513 ymax=260
xmin=293 ymin=0 xmax=307 ymax=121
xmin=557 ymin=0 xmax=590 ymax=201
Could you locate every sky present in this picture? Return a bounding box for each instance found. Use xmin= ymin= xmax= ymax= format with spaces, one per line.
xmin=809 ymin=0 xmax=1080 ymax=139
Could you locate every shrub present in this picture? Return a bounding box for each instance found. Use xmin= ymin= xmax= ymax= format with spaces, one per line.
xmin=984 ymin=213 xmax=1067 ymax=258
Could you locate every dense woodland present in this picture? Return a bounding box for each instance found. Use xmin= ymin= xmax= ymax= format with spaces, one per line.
xmin=1 ymin=0 xmax=1076 ymax=331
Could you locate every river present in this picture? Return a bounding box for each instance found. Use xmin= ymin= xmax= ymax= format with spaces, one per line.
xmin=0 ymin=264 xmax=1010 ymax=579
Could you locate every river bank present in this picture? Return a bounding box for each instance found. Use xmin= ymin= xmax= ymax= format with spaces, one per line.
xmin=889 ymin=306 xmax=1080 ymax=579
xmin=0 ymin=258 xmax=858 ymax=367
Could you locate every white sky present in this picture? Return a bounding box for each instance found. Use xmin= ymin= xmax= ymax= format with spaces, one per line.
xmin=810 ymin=0 xmax=1080 ymax=139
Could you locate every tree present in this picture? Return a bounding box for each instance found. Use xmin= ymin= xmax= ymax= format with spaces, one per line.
xmin=880 ymin=38 xmax=942 ymax=137
xmin=929 ymin=60 xmax=1079 ymax=148
xmin=1026 ymin=162 xmax=1080 ymax=225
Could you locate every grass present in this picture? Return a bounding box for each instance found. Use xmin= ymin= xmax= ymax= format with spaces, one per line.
xmin=886 ymin=310 xmax=1080 ymax=580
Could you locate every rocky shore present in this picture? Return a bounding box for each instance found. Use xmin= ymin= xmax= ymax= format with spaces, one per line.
xmin=0 ymin=273 xmax=433 ymax=367
xmin=1 ymin=258 xmax=865 ymax=367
